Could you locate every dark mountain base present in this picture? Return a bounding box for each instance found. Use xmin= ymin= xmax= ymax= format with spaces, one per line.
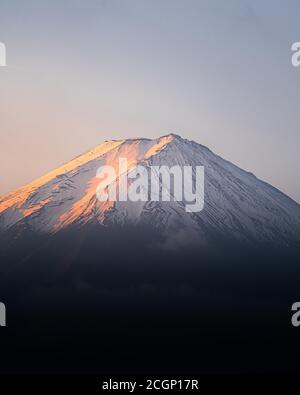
xmin=0 ymin=225 xmax=300 ymax=375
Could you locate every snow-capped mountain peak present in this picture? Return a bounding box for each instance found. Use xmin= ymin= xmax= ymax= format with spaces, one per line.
xmin=0 ymin=133 xmax=299 ymax=246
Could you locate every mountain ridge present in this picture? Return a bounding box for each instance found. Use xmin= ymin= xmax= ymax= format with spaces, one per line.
xmin=0 ymin=133 xmax=299 ymax=247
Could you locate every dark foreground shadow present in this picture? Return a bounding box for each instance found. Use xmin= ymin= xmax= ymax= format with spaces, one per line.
xmin=0 ymin=224 xmax=300 ymax=375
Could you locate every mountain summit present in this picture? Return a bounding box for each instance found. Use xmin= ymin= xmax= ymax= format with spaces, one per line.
xmin=0 ymin=133 xmax=299 ymax=246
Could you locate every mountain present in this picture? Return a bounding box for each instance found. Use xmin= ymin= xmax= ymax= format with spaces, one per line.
xmin=0 ymin=133 xmax=300 ymax=248
xmin=1 ymin=133 xmax=300 ymax=377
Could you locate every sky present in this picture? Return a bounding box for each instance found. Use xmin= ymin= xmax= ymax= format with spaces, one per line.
xmin=0 ymin=0 xmax=299 ymax=202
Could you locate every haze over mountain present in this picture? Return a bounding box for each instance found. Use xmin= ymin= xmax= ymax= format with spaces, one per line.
xmin=0 ymin=133 xmax=299 ymax=248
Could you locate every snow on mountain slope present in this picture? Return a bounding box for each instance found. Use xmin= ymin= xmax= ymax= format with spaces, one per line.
xmin=0 ymin=133 xmax=299 ymax=245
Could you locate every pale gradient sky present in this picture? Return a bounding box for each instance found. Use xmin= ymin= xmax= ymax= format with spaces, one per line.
xmin=0 ymin=0 xmax=299 ymax=202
